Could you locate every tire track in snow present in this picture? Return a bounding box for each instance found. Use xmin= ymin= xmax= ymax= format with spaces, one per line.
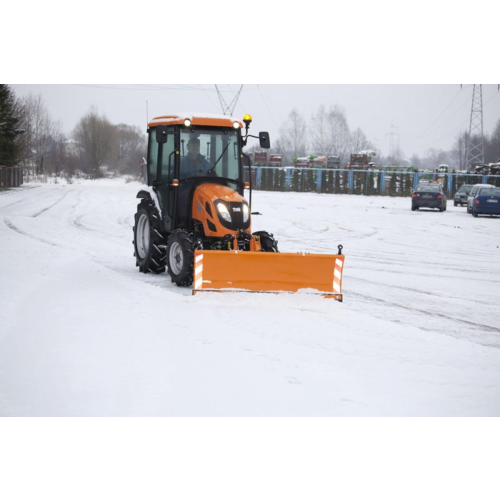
xmin=348 ymin=290 xmax=500 ymax=339
xmin=32 ymin=191 xmax=70 ymax=218
xmin=3 ymin=218 xmax=63 ymax=248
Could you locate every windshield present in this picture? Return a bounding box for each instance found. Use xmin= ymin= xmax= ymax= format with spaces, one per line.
xmin=180 ymin=128 xmax=240 ymax=181
xmin=458 ymin=185 xmax=471 ymax=193
xmin=478 ymin=188 xmax=500 ymax=196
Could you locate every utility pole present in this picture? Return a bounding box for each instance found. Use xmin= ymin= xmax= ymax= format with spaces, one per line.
xmin=215 ymin=85 xmax=244 ymax=116
xmin=465 ymin=84 xmax=485 ymax=171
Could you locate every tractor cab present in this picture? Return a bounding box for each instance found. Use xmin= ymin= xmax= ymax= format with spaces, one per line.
xmin=145 ymin=114 xmax=268 ymax=233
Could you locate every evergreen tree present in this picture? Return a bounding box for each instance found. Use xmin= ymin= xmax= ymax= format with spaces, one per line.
xmin=388 ymin=173 xmax=397 ymax=196
xmin=0 ymin=84 xmax=24 ymax=166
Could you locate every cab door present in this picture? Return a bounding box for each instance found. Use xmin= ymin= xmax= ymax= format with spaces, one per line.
xmin=147 ymin=126 xmax=177 ymax=232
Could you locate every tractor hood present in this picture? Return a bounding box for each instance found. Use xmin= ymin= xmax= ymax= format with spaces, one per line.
xmin=193 ymin=183 xmax=251 ymax=237
xmin=195 ymin=183 xmax=246 ymax=205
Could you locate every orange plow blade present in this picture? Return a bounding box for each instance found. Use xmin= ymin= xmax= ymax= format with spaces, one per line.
xmin=193 ymin=250 xmax=345 ymax=300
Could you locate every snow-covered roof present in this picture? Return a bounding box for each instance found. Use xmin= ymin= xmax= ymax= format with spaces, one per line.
xmin=149 ymin=112 xmax=243 ymax=129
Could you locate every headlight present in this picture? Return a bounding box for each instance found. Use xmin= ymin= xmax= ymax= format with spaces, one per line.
xmin=216 ymin=202 xmax=231 ymax=223
xmin=242 ymin=203 xmax=249 ymax=223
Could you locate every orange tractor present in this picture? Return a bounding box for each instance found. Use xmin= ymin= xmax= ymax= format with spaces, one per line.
xmin=133 ymin=113 xmax=345 ymax=299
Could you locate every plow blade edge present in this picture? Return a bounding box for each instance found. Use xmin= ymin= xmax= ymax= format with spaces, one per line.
xmin=193 ymin=250 xmax=345 ymax=300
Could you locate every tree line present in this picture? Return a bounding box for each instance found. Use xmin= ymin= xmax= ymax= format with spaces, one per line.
xmin=0 ymin=84 xmax=146 ymax=179
xmin=260 ymin=106 xmax=500 ymax=170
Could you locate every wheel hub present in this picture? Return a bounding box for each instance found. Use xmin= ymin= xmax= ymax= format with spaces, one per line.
xmin=136 ymin=213 xmax=150 ymax=259
xmin=169 ymin=242 xmax=183 ymax=275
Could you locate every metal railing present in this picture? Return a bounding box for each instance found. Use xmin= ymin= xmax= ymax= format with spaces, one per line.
xmin=0 ymin=167 xmax=24 ymax=188
xmin=245 ymin=167 xmax=500 ymax=198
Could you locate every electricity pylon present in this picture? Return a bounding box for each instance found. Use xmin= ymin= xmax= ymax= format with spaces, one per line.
xmin=215 ymin=85 xmax=243 ymax=116
xmin=465 ymin=84 xmax=485 ymax=171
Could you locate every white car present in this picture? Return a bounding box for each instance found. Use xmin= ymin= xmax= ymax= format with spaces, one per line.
xmin=467 ymin=184 xmax=495 ymax=213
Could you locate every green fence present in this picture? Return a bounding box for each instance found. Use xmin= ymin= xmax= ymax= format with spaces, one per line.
xmin=246 ymin=167 xmax=500 ymax=198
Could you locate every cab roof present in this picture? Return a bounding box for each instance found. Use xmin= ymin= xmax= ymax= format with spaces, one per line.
xmin=148 ymin=112 xmax=243 ymax=129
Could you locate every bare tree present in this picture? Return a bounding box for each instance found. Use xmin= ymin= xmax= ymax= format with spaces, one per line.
xmin=485 ymin=119 xmax=500 ymax=164
xmin=410 ymin=154 xmax=422 ymax=170
xmin=309 ymin=105 xmax=329 ymax=155
xmin=275 ymin=109 xmax=307 ymax=165
xmin=115 ymin=124 xmax=147 ymax=176
xmin=17 ymin=93 xmax=54 ymax=174
xmin=325 ymin=105 xmax=350 ymax=165
xmin=422 ymin=148 xmax=446 ymax=170
xmin=350 ymin=127 xmax=373 ymax=153
xmin=451 ymin=131 xmax=468 ymax=171
xmin=73 ymin=108 xmax=117 ymax=178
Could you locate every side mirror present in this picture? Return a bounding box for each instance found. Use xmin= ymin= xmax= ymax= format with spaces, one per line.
xmin=156 ymin=125 xmax=169 ymax=144
xmin=259 ymin=132 xmax=271 ymax=149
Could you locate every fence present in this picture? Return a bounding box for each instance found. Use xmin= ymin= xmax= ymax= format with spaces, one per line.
xmin=0 ymin=167 xmax=24 ymax=188
xmin=245 ymin=167 xmax=500 ymax=198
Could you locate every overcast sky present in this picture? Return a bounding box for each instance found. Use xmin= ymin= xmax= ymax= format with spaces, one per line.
xmin=11 ymin=84 xmax=500 ymax=159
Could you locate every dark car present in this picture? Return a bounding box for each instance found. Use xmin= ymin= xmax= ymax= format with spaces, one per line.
xmin=411 ymin=184 xmax=447 ymax=212
xmin=471 ymin=187 xmax=500 ymax=217
xmin=467 ymin=184 xmax=495 ymax=213
xmin=453 ymin=184 xmax=473 ymax=206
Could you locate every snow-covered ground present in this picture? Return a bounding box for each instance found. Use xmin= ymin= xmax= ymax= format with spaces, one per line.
xmin=1 ymin=179 xmax=499 ymax=416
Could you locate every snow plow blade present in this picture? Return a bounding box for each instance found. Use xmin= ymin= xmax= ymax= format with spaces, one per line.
xmin=192 ymin=250 xmax=345 ymax=300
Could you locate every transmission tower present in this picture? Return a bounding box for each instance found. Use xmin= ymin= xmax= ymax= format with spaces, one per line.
xmin=386 ymin=122 xmax=399 ymax=163
xmin=465 ymin=84 xmax=485 ymax=171
xmin=215 ymin=84 xmax=244 ymax=115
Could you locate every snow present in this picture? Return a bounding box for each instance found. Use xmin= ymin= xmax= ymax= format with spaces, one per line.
xmin=149 ymin=112 xmax=241 ymax=125
xmin=1 ymin=179 xmax=500 ymax=416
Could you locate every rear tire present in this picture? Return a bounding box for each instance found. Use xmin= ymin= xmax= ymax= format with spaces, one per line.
xmin=472 ymin=209 xmax=478 ymax=218
xmin=133 ymin=198 xmax=166 ymax=274
xmin=166 ymin=230 xmax=195 ymax=286
xmin=253 ymin=231 xmax=279 ymax=252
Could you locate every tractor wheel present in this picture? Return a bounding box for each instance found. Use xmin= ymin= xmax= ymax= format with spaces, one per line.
xmin=133 ymin=198 xmax=166 ymax=274
xmin=253 ymin=231 xmax=279 ymax=252
xmin=166 ymin=230 xmax=195 ymax=286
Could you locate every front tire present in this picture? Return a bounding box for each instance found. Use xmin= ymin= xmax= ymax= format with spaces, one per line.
xmin=253 ymin=231 xmax=279 ymax=252
xmin=166 ymin=230 xmax=195 ymax=286
xmin=133 ymin=199 xmax=166 ymax=274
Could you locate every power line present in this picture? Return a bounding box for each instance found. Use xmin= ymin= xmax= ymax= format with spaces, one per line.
xmin=415 ymin=87 xmax=464 ymax=139
xmin=257 ymin=85 xmax=280 ymax=129
xmin=399 ymin=89 xmax=498 ymax=150
xmin=70 ymin=84 xmax=258 ymax=93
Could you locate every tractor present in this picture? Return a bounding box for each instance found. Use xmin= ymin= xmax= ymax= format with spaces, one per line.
xmin=133 ymin=113 xmax=345 ymax=299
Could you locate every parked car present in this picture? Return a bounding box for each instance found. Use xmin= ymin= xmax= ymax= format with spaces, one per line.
xmin=411 ymin=184 xmax=447 ymax=211
xmin=471 ymin=187 xmax=500 ymax=217
xmin=467 ymin=184 xmax=495 ymax=213
xmin=453 ymin=184 xmax=473 ymax=206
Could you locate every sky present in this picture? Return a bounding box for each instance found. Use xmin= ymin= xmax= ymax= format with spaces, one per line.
xmin=11 ymin=84 xmax=500 ymax=160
